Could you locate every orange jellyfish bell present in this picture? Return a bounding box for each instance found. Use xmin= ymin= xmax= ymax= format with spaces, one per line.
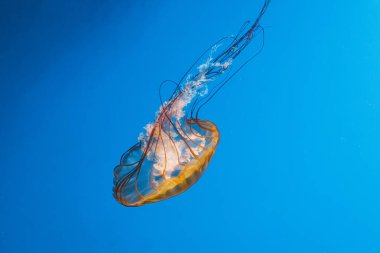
xmin=113 ymin=0 xmax=269 ymax=207
xmin=114 ymin=118 xmax=219 ymax=207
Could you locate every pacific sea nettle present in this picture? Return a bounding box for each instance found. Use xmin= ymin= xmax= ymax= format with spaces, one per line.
xmin=113 ymin=0 xmax=269 ymax=207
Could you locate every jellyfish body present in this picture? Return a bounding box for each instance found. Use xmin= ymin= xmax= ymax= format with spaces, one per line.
xmin=113 ymin=0 xmax=269 ymax=207
xmin=114 ymin=119 xmax=219 ymax=206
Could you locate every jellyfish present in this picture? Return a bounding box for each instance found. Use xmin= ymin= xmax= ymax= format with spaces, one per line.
xmin=113 ymin=0 xmax=270 ymax=207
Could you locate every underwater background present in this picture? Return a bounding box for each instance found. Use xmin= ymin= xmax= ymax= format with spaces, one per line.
xmin=1 ymin=0 xmax=379 ymax=252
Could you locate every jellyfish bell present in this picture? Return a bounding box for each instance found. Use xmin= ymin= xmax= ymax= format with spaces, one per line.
xmin=114 ymin=118 xmax=219 ymax=207
xmin=113 ymin=0 xmax=269 ymax=207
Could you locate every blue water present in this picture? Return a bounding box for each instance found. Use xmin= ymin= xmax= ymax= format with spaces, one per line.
xmin=1 ymin=1 xmax=379 ymax=252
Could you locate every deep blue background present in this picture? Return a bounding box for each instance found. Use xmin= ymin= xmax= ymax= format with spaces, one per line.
xmin=1 ymin=0 xmax=380 ymax=252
